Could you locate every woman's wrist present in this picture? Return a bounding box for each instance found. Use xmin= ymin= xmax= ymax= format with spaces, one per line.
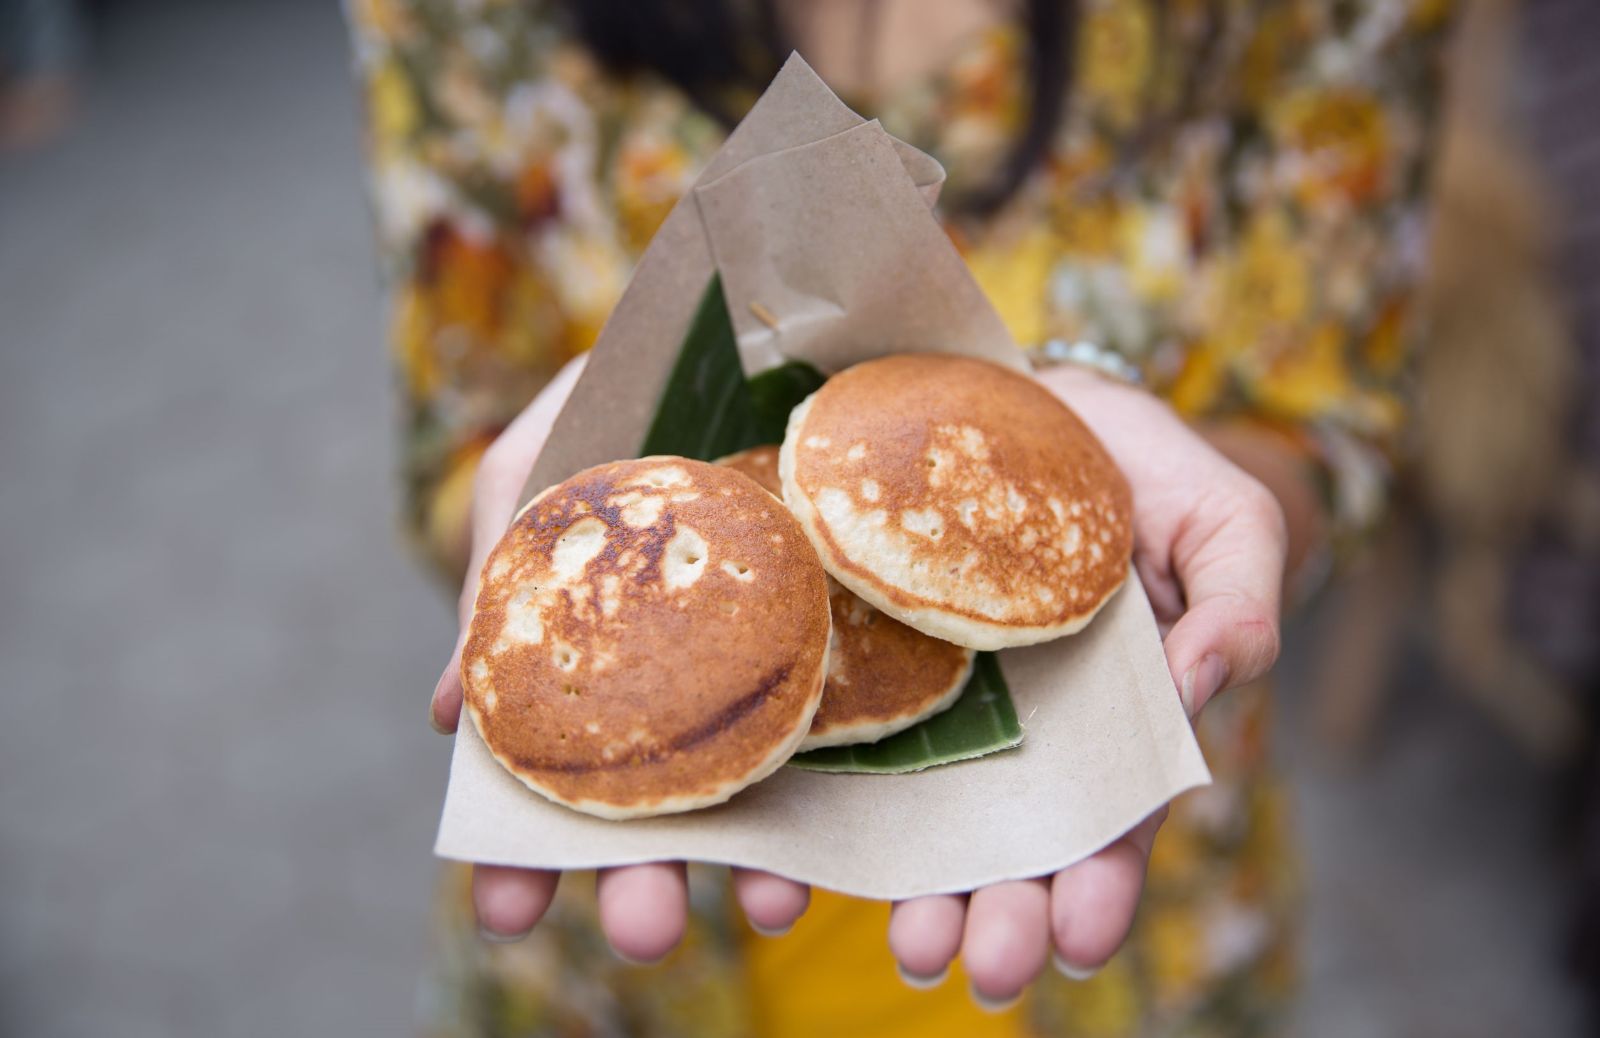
xmin=1034 ymin=338 xmax=1145 ymax=386
xmin=1031 ymin=360 xmax=1139 ymax=411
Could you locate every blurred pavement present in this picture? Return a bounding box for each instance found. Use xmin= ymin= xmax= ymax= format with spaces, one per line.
xmin=0 ymin=2 xmax=448 ymax=1035
xmin=0 ymin=1 xmax=1585 ymax=1035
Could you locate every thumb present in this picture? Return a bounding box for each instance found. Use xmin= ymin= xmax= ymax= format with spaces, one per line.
xmin=1162 ymin=486 xmax=1286 ymax=717
xmin=463 ymin=353 xmax=590 ymax=617
xmin=430 ymin=628 xmax=469 ymax=734
xmin=431 ymin=354 xmax=588 ymax=734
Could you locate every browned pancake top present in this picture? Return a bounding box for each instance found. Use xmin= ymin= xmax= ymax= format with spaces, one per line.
xmin=718 ymin=445 xmax=781 ymax=496
xmin=721 ymin=445 xmax=973 ymax=738
xmin=788 ymin=354 xmax=1132 ymax=633
xmin=811 ymin=580 xmax=972 ymax=736
xmin=462 ymin=457 xmax=831 ymax=814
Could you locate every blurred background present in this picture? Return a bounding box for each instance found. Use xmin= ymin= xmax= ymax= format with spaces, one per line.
xmin=1 ymin=0 xmax=1596 ymax=1035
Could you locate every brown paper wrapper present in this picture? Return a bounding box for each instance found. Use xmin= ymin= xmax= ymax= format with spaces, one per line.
xmin=434 ymin=55 xmax=1209 ymax=899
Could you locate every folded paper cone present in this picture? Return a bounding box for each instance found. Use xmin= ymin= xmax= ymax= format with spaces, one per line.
xmin=434 ymin=54 xmax=1209 ymax=900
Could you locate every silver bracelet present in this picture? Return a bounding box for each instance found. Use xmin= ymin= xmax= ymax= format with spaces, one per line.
xmin=1031 ymin=338 xmax=1144 ymax=386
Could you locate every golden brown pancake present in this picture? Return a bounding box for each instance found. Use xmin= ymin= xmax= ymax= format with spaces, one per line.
xmin=717 ymin=445 xmax=783 ymax=499
xmin=779 ymin=355 xmax=1132 ymax=651
xmin=719 ymin=446 xmax=975 ymax=748
xmin=461 ymin=456 xmax=832 ymax=819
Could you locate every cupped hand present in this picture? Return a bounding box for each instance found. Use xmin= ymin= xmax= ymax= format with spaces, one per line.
xmin=430 ymin=357 xmax=1287 ymax=996
xmin=428 ymin=356 xmax=812 ymax=958
xmin=887 ymin=365 xmax=1288 ymax=1004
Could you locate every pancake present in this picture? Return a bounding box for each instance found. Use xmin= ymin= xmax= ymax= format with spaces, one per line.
xmin=719 ymin=446 xmax=976 ymax=749
xmin=779 ymin=354 xmax=1132 ymax=651
xmin=461 ymin=456 xmax=832 ymax=819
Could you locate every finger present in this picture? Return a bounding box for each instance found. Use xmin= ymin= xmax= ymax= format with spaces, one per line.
xmin=467 ymin=354 xmax=589 ymax=579
xmin=440 ymin=355 xmax=590 ymax=733
xmin=1050 ymin=808 xmax=1165 ymax=977
xmin=962 ymin=879 xmax=1052 ymax=1010
xmin=596 ymin=862 xmax=689 ymax=964
xmin=1135 ymin=552 xmax=1185 ymax=630
xmin=1164 ymin=485 xmax=1286 ymax=716
xmin=731 ymin=868 xmax=810 ymax=936
xmin=473 ymin=864 xmax=561 ymax=941
xmin=430 ymin=627 xmax=468 ymax=734
xmin=888 ymin=894 xmax=966 ymax=985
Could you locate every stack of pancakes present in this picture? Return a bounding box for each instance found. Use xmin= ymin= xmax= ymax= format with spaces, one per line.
xmin=462 ymin=355 xmax=1132 ymax=819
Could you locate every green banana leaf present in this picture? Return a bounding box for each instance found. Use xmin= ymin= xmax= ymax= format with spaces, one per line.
xmin=641 ymin=275 xmax=1023 ymax=774
xmin=639 ymin=275 xmax=827 ymax=459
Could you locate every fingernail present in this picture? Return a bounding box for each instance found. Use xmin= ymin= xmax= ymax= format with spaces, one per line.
xmin=896 ymin=963 xmax=948 ymax=990
xmin=611 ymin=947 xmax=667 ymax=967
xmin=1180 ymin=654 xmax=1229 ymax=719
xmin=749 ymin=919 xmax=793 ymax=938
xmin=1052 ymin=950 xmax=1100 ymax=982
xmin=478 ymin=924 xmax=531 ymax=944
xmin=429 ymin=699 xmax=449 ymax=735
xmin=969 ymin=983 xmax=1021 ymax=1013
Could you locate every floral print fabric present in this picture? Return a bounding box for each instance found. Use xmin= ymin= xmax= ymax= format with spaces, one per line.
xmin=348 ymin=1 xmax=1453 ymax=1034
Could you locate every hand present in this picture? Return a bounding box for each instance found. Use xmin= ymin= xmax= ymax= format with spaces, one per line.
xmin=428 ymin=355 xmax=813 ymax=958
xmin=431 ymin=358 xmax=1288 ymax=991
xmin=885 ymin=365 xmax=1288 ymax=1004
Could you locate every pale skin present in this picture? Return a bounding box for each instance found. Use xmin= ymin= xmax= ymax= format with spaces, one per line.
xmin=430 ymin=355 xmax=1312 ymax=1004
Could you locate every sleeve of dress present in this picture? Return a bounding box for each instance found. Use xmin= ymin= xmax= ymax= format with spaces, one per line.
xmin=1160 ymin=0 xmax=1458 ymax=560
xmin=345 ymin=0 xmax=641 ymax=584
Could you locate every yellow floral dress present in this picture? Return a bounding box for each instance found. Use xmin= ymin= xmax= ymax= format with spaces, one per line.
xmin=347 ymin=2 xmax=1455 ymax=1034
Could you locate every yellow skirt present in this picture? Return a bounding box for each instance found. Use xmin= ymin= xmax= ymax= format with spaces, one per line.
xmin=743 ymin=889 xmax=1024 ymax=1038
